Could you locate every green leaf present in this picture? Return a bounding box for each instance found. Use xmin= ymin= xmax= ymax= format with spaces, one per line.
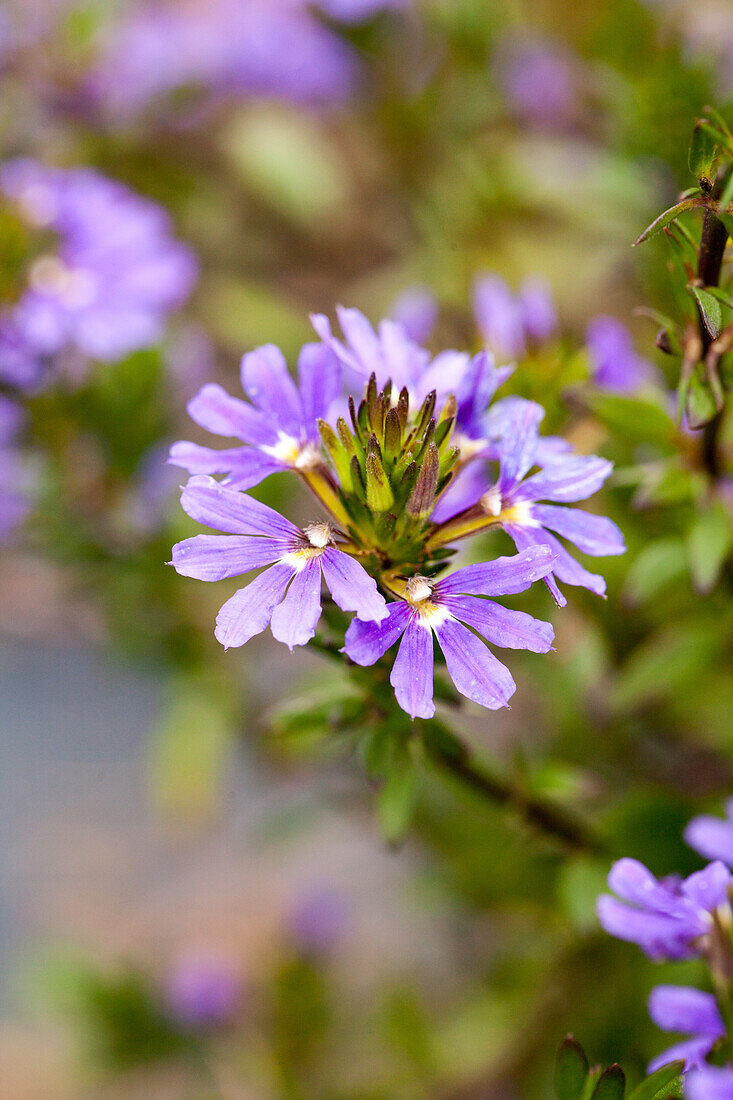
xmin=591 ymin=1065 xmax=626 ymax=1100
xmin=689 ymin=119 xmax=719 ymax=180
xmin=624 ymin=539 xmax=687 ymax=605
xmin=684 ymin=364 xmax=723 ymax=429
xmin=687 ymin=504 xmax=733 ymax=594
xmin=701 ymin=285 xmax=733 ymax=309
xmin=627 ymin=1061 xmax=684 ymax=1100
xmin=689 ymin=285 xmax=723 ymax=339
xmin=582 ymin=392 xmax=675 ymax=449
xmin=611 ymin=619 xmax=727 ymax=712
xmin=633 ymin=196 xmax=703 ymax=246
xmin=554 ymin=1036 xmax=589 ymax=1100
xmin=703 ymin=106 xmax=733 ymax=143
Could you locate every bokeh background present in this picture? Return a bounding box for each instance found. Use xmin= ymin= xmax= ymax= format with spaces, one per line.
xmin=2 ymin=0 xmax=733 ymax=1096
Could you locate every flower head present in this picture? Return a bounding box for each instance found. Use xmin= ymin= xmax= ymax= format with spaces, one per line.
xmin=166 ymin=952 xmax=242 ymax=1028
xmin=596 ymin=857 xmax=732 ymax=961
xmin=171 ymin=475 xmax=387 ymax=650
xmin=647 ymin=985 xmax=724 ymax=1074
xmin=343 ymin=546 xmax=556 ymax=719
xmin=0 ymin=158 xmax=196 ymax=378
xmin=169 ymin=342 xmax=341 ymax=490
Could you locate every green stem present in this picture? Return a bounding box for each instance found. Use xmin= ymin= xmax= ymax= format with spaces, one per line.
xmin=422 ymin=720 xmax=607 ymax=855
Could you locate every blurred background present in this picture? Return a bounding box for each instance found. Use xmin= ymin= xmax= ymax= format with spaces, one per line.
xmin=2 ymin=0 xmax=733 ymax=1096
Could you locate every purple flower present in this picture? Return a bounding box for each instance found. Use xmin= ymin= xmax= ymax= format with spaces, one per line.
xmin=596 ymin=858 xmax=732 ymax=961
xmin=389 ymin=287 xmax=438 ymax=345
xmin=473 ymin=274 xmax=557 ymax=360
xmin=289 ymin=887 xmax=349 ymax=953
xmin=434 ymin=402 xmax=624 ymax=606
xmin=686 ymin=1065 xmax=733 ymax=1100
xmin=647 ymin=985 xmax=724 ymax=1074
xmin=685 ymin=799 xmax=733 ymax=870
xmin=586 ymin=317 xmax=658 ymax=393
xmin=343 ymin=546 xmax=556 ymax=720
xmin=0 ymin=396 xmax=31 ymax=540
xmin=311 ymin=305 xmax=472 ymax=407
xmin=0 ymin=158 xmax=196 ymax=376
xmin=169 ymin=342 xmax=341 ymax=490
xmin=166 ymin=952 xmax=241 ymax=1028
xmin=90 ymin=0 xmax=369 ymax=117
xmin=171 ymin=475 xmax=387 ymax=649
xmin=494 ymin=35 xmax=579 ymax=129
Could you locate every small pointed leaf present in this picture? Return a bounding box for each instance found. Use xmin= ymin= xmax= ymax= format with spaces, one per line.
xmin=633 ymin=197 xmax=703 ymax=246
xmin=554 ymin=1036 xmax=589 ymax=1100
xmin=590 ymin=1064 xmax=625 ymax=1100
xmin=689 ymin=120 xmax=718 ymax=180
xmin=689 ymin=285 xmax=723 ymax=339
xmin=627 ymin=1060 xmax=684 ymax=1100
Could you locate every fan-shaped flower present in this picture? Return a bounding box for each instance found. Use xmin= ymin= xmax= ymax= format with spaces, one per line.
xmin=596 ymin=857 xmax=731 ymax=961
xmin=647 ymin=985 xmax=724 ymax=1074
xmin=169 ymin=343 xmax=341 ymax=490
xmin=170 ymin=475 xmax=387 ymax=650
xmin=343 ymin=546 xmax=556 ymax=719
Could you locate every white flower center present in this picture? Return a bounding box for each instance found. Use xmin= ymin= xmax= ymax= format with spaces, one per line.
xmin=29 ymin=255 xmax=97 ymax=308
xmin=405 ymin=575 xmax=433 ymax=602
xmin=304 ymin=522 xmax=332 ymax=549
xmin=262 ymin=433 xmax=319 ymax=470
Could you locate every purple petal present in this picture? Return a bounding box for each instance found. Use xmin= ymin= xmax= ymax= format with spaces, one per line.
xmin=434 ymin=618 xmax=515 ymax=710
xmin=504 ymin=524 xmax=607 ymax=598
xmin=532 ymin=504 xmax=626 ymax=557
xmin=240 ymin=344 xmax=304 ymax=437
xmin=513 ymin=455 xmax=613 ymax=504
xmin=390 ymin=619 xmax=435 ymax=720
xmin=682 ymin=861 xmax=732 ymax=913
xmin=442 ymin=595 xmax=554 ymax=652
xmin=473 ymin=274 xmax=525 ymax=360
xmin=647 ymin=1035 xmax=717 ymax=1075
xmin=685 ymin=814 xmax=733 ymax=868
xmin=297 ymin=343 xmax=341 ymax=431
xmin=415 ymin=349 xmax=471 ymax=405
xmin=497 ymin=400 xmax=544 ymax=493
xmin=431 ymin=462 xmax=491 ymax=524
xmin=214 ymin=561 xmax=295 ymax=649
xmin=435 ymin=545 xmax=556 ymax=597
xmin=648 ymin=985 xmax=724 ymax=1038
xmin=389 ymin=287 xmax=438 ymax=345
xmin=180 ymin=476 xmax=300 ymax=539
xmin=320 ymin=547 xmax=387 ymax=622
xmin=171 ymin=535 xmax=285 ymax=580
xmin=686 ymin=1066 xmax=733 ymax=1100
xmin=596 ymin=896 xmax=698 ymax=960
xmin=169 ymin=441 xmax=287 ymax=488
xmin=270 ymin=558 xmax=323 ymax=650
xmin=607 ymin=859 xmax=683 ymax=912
xmin=187 ymin=383 xmax=277 ymax=446
xmin=518 ymin=278 xmax=557 ymax=343
xmin=342 ymin=601 xmax=411 ymax=665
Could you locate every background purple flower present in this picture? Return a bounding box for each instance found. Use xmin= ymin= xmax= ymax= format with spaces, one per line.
xmin=0 ymin=395 xmax=31 ymax=541
xmin=289 ymin=886 xmax=349 ymax=954
xmin=685 ymin=798 xmax=733 ymax=869
xmin=166 ymin=951 xmax=242 ymax=1028
xmin=647 ymin=985 xmax=724 ymax=1073
xmin=171 ymin=475 xmax=386 ymax=650
xmin=0 ymin=158 xmax=197 ymax=374
xmin=343 ymin=546 xmax=555 ymax=720
xmin=473 ymin=274 xmax=557 ymax=361
xmin=169 ymin=342 xmax=341 ymax=490
xmin=596 ymin=857 xmax=731 ymax=960
xmin=586 ymin=316 xmax=659 ymax=393
xmin=90 ymin=0 xmax=379 ymax=117
xmin=494 ymin=35 xmax=580 ymax=129
xmin=389 ymin=287 xmax=438 ymax=345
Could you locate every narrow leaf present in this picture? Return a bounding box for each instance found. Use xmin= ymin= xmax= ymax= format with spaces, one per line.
xmin=633 ymin=197 xmax=703 ymax=246
xmin=627 ymin=1060 xmax=684 ymax=1100
xmin=591 ymin=1065 xmax=625 ymax=1100
xmin=690 ymin=285 xmax=723 ymax=339
xmin=689 ymin=119 xmax=719 ymax=180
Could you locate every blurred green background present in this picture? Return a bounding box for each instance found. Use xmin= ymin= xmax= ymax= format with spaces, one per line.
xmin=2 ymin=0 xmax=733 ymax=1096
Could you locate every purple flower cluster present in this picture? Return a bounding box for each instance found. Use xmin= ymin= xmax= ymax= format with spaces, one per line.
xmin=598 ymin=798 xmax=733 ymax=1084
xmin=493 ymin=35 xmax=580 ymax=130
xmin=586 ymin=316 xmax=658 ymax=394
xmin=90 ymin=0 xmax=406 ymax=118
xmin=170 ymin=299 xmax=623 ymax=721
xmin=0 ymin=158 xmax=196 ymax=385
